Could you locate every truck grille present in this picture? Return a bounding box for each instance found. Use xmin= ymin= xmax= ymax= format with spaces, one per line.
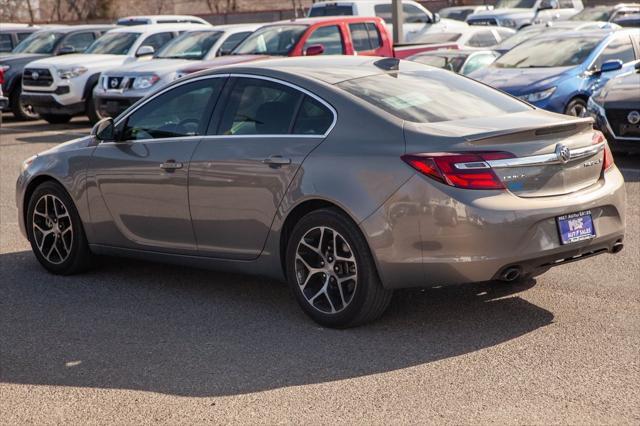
xmin=106 ymin=76 xmax=125 ymax=90
xmin=23 ymin=68 xmax=53 ymax=87
xmin=606 ymin=109 xmax=640 ymax=139
xmin=467 ymin=18 xmax=498 ymax=26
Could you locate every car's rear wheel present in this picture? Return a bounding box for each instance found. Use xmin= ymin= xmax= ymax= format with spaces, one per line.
xmin=286 ymin=208 xmax=392 ymax=328
xmin=564 ymin=98 xmax=588 ymax=117
xmin=10 ymin=85 xmax=38 ymax=120
xmin=26 ymin=181 xmax=92 ymax=275
xmin=41 ymin=114 xmax=72 ymax=124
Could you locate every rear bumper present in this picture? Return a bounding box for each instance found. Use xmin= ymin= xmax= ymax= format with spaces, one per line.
xmin=21 ymin=92 xmax=84 ymax=116
xmin=361 ymin=167 xmax=626 ymax=289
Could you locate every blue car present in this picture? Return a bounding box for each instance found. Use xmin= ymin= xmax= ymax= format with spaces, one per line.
xmin=469 ymin=29 xmax=640 ymax=117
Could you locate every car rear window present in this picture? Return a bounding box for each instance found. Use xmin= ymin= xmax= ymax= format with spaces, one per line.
xmin=337 ymin=69 xmax=530 ymax=123
xmin=309 ymin=5 xmax=353 ymax=16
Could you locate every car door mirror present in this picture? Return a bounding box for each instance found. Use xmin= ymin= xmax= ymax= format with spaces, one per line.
xmin=91 ymin=117 xmax=115 ymax=142
xmin=58 ymin=45 xmax=76 ymax=55
xmin=304 ymin=44 xmax=325 ymax=56
xmin=600 ymin=60 xmax=623 ymax=73
xmin=433 ymin=13 xmax=441 ymax=23
xmin=635 ymin=61 xmax=640 ymax=73
xmin=537 ymin=0 xmax=558 ymax=11
xmin=136 ymin=45 xmax=155 ymax=57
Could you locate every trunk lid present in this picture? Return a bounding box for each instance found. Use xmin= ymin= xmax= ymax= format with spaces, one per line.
xmin=403 ymin=112 xmax=604 ymax=197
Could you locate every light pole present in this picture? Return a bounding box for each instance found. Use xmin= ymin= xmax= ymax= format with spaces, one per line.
xmin=392 ymin=0 xmax=404 ymax=44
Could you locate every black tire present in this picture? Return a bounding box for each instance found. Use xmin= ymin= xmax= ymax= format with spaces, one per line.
xmin=41 ymin=114 xmax=72 ymax=124
xmin=86 ymin=91 xmax=101 ymax=125
xmin=26 ymin=181 xmax=92 ymax=275
xmin=564 ymin=98 xmax=588 ymax=117
xmin=286 ymin=208 xmax=393 ymax=328
xmin=10 ymin=84 xmax=39 ymax=121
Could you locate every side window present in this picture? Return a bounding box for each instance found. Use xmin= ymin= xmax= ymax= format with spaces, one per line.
xmin=462 ymin=53 xmax=497 ymax=75
xmin=141 ymin=32 xmax=174 ymax=51
xmin=403 ymin=4 xmax=430 ymax=23
xmin=218 ymin=31 xmax=252 ymax=55
xmin=558 ymin=0 xmax=574 ymax=8
xmin=374 ymin=4 xmax=393 ymax=23
xmin=349 ymin=23 xmax=372 ymax=52
xmin=122 ymin=79 xmax=222 ymax=140
xmin=467 ymin=31 xmax=498 ymax=47
xmin=304 ymin=25 xmax=344 ymax=55
xmin=17 ymin=32 xmax=32 ymax=42
xmin=293 ymin=96 xmax=333 ymax=135
xmin=64 ymin=32 xmax=96 ymax=52
xmin=218 ymin=78 xmax=303 ymax=135
xmin=594 ymin=36 xmax=636 ymax=68
xmin=0 ymin=34 xmax=13 ymax=52
xmin=366 ymin=23 xmax=382 ymax=49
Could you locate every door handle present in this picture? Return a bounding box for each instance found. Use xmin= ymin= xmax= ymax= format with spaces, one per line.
xmin=262 ymin=155 xmax=291 ymax=166
xmin=160 ymin=160 xmax=183 ymax=171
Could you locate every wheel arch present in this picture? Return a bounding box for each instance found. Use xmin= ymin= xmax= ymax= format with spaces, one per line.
xmin=82 ymin=73 xmax=101 ymax=101
xmin=564 ymin=94 xmax=589 ymax=114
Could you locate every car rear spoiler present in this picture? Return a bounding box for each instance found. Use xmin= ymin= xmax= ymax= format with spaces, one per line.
xmin=465 ymin=117 xmax=594 ymax=143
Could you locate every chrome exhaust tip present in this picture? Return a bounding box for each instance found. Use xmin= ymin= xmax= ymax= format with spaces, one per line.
xmin=500 ymin=266 xmax=522 ymax=282
xmin=612 ymin=242 xmax=624 ymax=254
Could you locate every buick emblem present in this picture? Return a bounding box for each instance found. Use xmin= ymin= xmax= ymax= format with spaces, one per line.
xmin=31 ymin=71 xmax=39 ymax=80
xmin=555 ymin=143 xmax=571 ymax=164
xmin=628 ymin=110 xmax=640 ymax=125
xmin=110 ymin=78 xmax=119 ymax=88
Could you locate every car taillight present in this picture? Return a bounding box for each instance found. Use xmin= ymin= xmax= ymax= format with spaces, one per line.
xmin=592 ymin=130 xmax=614 ymax=171
xmin=0 ymin=69 xmax=4 ymax=85
xmin=401 ymin=152 xmax=514 ymax=190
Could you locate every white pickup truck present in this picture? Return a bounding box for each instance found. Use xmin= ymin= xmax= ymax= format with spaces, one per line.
xmin=20 ymin=23 xmax=203 ymax=124
xmin=308 ymin=0 xmax=468 ymax=42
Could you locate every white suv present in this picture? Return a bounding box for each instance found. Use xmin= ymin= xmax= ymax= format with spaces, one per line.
xmin=308 ymin=0 xmax=468 ymax=42
xmin=21 ymin=24 xmax=203 ymax=124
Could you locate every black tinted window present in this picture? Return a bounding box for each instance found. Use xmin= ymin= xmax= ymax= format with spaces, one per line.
xmin=17 ymin=32 xmax=32 ymax=42
xmin=64 ymin=32 xmax=95 ymax=52
xmin=0 ymin=34 xmax=13 ymax=52
xmin=337 ymin=69 xmax=530 ymax=123
xmin=293 ymin=96 xmax=333 ymax=135
xmin=123 ymin=79 xmax=222 ymax=140
xmin=350 ymin=23 xmax=372 ymax=51
xmin=594 ymin=36 xmax=636 ymax=68
xmin=304 ymin=25 xmax=344 ymax=55
xmin=309 ymin=5 xmax=353 ymax=16
xmin=218 ymin=78 xmax=303 ymax=135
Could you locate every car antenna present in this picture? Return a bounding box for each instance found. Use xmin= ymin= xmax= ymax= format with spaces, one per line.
xmin=374 ymin=58 xmax=400 ymax=71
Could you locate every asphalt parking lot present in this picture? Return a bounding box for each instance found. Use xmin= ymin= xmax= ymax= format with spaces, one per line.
xmin=1 ymin=116 xmax=639 ymax=424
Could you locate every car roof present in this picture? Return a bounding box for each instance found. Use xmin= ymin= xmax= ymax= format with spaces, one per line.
xmin=107 ymin=23 xmax=206 ymax=34
xmin=0 ymin=24 xmax=39 ymax=31
xmin=196 ymin=56 xmax=405 ymax=85
xmin=118 ymin=15 xmax=208 ymax=21
xmin=268 ymin=16 xmax=384 ymax=26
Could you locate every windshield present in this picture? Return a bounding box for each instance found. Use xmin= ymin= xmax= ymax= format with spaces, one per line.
xmin=155 ymin=31 xmax=222 ymax=59
xmin=411 ymin=54 xmax=467 ymax=72
xmin=85 ymin=32 xmax=140 ymax=55
xmin=232 ymin=25 xmax=306 ymax=56
xmin=570 ymin=7 xmax=611 ymax=21
xmin=495 ymin=27 xmax=547 ymax=50
xmin=337 ymin=69 xmax=529 ymax=123
xmin=12 ymin=31 xmax=63 ymax=54
xmin=494 ymin=36 xmax=602 ymax=68
xmin=495 ymin=0 xmax=536 ymax=8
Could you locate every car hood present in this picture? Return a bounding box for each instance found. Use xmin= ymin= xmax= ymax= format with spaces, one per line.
xmin=27 ymin=54 xmax=126 ymax=69
xmin=469 ymin=66 xmax=574 ymax=95
xmin=40 ymin=135 xmax=94 ymax=156
xmin=102 ymin=58 xmax=191 ymax=76
xmin=601 ymin=71 xmax=640 ymax=108
xmin=0 ymin=53 xmax=48 ymax=63
xmin=471 ymin=8 xmax=533 ymax=17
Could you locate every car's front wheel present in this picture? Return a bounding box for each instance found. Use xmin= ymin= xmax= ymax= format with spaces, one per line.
xmin=564 ymin=97 xmax=588 ymax=117
xmin=26 ymin=181 xmax=92 ymax=275
xmin=286 ymin=208 xmax=393 ymax=328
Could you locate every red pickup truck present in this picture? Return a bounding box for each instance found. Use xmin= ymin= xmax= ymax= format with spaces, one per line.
xmin=177 ymin=16 xmax=451 ymax=75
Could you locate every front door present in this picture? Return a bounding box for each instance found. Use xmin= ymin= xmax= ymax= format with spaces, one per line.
xmin=89 ymin=77 xmax=225 ymax=253
xmin=189 ymin=76 xmax=335 ymax=259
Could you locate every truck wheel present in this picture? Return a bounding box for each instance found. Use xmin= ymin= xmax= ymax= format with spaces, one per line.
xmin=41 ymin=114 xmax=72 ymax=124
xmin=10 ymin=85 xmax=39 ymax=121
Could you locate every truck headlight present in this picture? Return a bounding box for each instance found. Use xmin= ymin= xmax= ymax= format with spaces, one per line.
xmin=132 ymin=74 xmax=160 ymax=90
xmin=57 ymin=66 xmax=88 ymax=79
xmin=519 ymin=87 xmax=556 ymax=103
xmin=500 ymin=18 xmax=518 ymax=28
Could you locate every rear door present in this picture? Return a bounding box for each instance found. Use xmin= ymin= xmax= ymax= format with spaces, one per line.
xmin=189 ymin=75 xmax=335 ymax=259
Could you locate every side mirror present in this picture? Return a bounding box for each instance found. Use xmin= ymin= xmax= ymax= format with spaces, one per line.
xmin=91 ymin=117 xmax=115 ymax=142
xmin=304 ymin=44 xmax=324 ymax=56
xmin=635 ymin=61 xmax=640 ymax=73
xmin=537 ymin=0 xmax=558 ymax=11
xmin=600 ymin=60 xmax=623 ymax=73
xmin=58 ymin=46 xmax=76 ymax=55
xmin=136 ymin=45 xmax=155 ymax=57
xmin=433 ymin=13 xmax=441 ymax=23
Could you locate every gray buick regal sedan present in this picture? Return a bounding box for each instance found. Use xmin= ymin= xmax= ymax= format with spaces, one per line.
xmin=16 ymin=56 xmax=626 ymax=328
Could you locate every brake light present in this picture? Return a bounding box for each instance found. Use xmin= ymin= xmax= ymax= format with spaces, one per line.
xmin=401 ymin=152 xmax=514 ymax=190
xmin=0 ymin=68 xmax=4 ymax=85
xmin=593 ymin=130 xmax=614 ymax=171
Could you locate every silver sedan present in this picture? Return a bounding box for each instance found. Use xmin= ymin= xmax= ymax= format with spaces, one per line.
xmin=16 ymin=56 xmax=626 ymax=327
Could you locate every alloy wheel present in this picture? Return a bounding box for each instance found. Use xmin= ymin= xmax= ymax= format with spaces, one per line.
xmin=32 ymin=194 xmax=74 ymax=265
xmin=295 ymin=226 xmax=358 ymax=314
xmin=567 ymin=103 xmax=587 ymax=117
